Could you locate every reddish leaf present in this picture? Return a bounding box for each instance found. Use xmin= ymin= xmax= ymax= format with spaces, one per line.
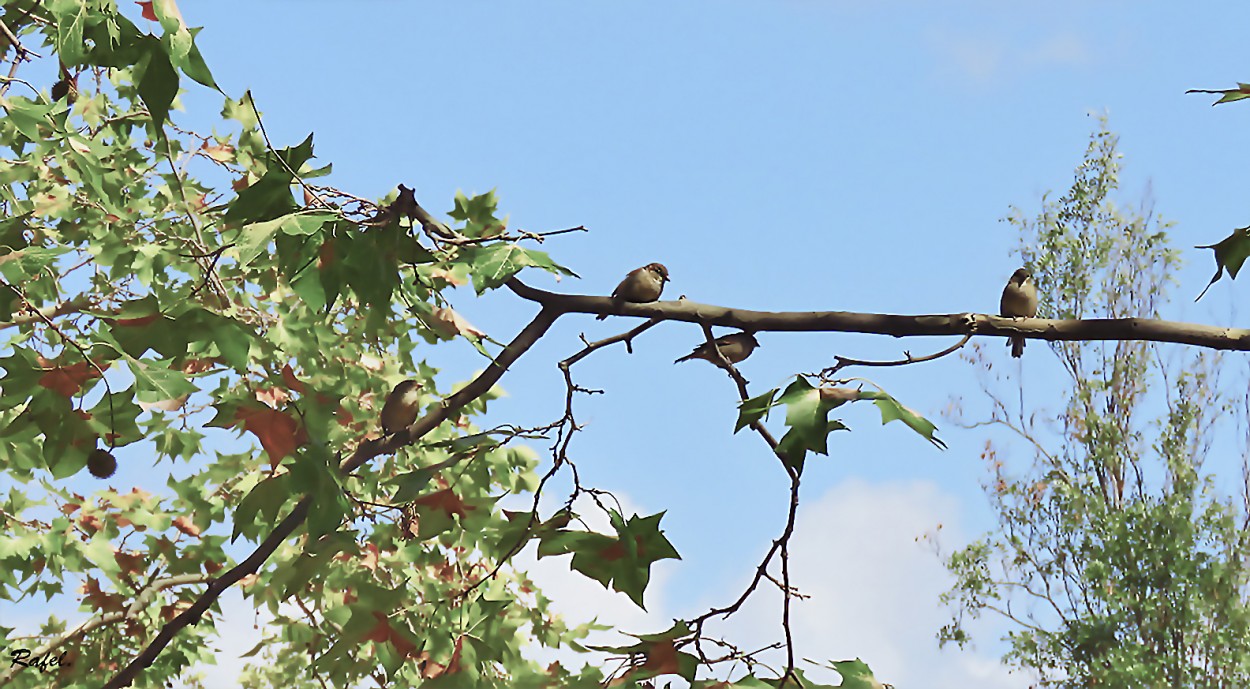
xmin=642 ymin=640 xmax=681 ymax=676
xmin=280 ymin=364 xmax=306 ymax=394
xmin=114 ymin=550 xmax=145 ymax=576
xmin=172 ymin=516 xmax=201 ymax=538
xmin=363 ymin=611 xmax=419 ymax=659
xmin=136 ymin=1 xmax=157 ymax=21
xmin=81 ymin=577 xmax=125 ymax=613
xmin=79 ymin=514 xmax=102 ymax=533
xmin=235 ymin=405 xmax=307 ymax=468
xmin=114 ymin=314 xmax=159 ymax=327
xmin=412 ymin=489 xmax=472 ymax=519
xmin=317 ymin=238 xmax=336 ymax=270
xmin=39 ymin=361 xmax=102 ymax=397
xmin=180 ymin=357 xmax=221 ymax=374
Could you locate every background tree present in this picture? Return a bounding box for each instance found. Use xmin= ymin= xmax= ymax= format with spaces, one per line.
xmin=940 ymin=123 xmax=1250 ymax=687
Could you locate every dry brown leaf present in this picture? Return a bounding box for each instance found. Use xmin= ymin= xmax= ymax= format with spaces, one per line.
xmin=430 ymin=307 xmax=487 ymax=340
xmin=138 ymin=394 xmax=188 ymax=412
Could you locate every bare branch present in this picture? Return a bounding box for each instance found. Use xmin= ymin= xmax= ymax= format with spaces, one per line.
xmin=508 ymin=279 xmax=1250 ymax=351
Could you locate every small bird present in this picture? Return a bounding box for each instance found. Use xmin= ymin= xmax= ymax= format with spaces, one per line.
xmin=675 ymin=331 xmax=760 ymax=365
xmin=596 ymin=263 xmax=670 ymax=320
xmin=380 ymin=380 xmax=422 ymax=435
xmin=999 ymin=267 xmax=1038 ymax=358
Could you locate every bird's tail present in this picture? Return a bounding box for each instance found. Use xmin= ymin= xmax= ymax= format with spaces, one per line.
xmin=674 ymin=353 xmax=695 ymax=364
xmin=596 ymin=296 xmax=621 ymax=320
xmin=1011 ymin=336 xmax=1025 ymax=358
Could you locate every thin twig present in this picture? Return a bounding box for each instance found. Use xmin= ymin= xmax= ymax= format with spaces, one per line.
xmin=246 ymin=92 xmax=335 ymax=213
xmin=821 ymin=332 xmax=974 ymax=378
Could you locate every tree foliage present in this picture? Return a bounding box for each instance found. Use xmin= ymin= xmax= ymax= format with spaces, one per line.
xmin=940 ymin=124 xmax=1250 ymax=687
xmin=1 ymin=3 xmax=914 ymax=687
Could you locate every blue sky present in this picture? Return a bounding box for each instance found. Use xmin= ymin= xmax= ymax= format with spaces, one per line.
xmin=15 ymin=2 xmax=1250 ymax=687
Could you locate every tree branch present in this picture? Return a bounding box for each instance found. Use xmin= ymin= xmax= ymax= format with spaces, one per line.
xmin=508 ymin=279 xmax=1250 ymax=350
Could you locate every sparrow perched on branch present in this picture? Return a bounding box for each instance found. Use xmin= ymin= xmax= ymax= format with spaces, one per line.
xmin=999 ymin=267 xmax=1038 ymax=358
xmin=596 ymin=263 xmax=670 ymax=320
xmin=380 ymin=380 xmax=422 ymax=435
xmin=675 ymin=331 xmax=760 ymax=365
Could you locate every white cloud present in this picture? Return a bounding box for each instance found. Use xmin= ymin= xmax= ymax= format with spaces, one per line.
xmin=929 ymin=27 xmax=1092 ymax=85
xmin=703 ymin=477 xmax=1035 ymax=688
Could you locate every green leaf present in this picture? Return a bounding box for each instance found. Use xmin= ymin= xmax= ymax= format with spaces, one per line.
xmin=232 ymin=473 xmax=292 ymax=543
xmin=461 ymin=243 xmax=578 ymax=294
xmin=388 ymin=466 xmax=439 ymax=504
xmin=128 ymin=359 xmax=197 ymax=404
xmin=236 ymin=212 xmax=335 ymax=266
xmin=735 ymin=388 xmax=778 ymax=433
xmin=1196 ymin=226 xmax=1250 ymax=300
xmin=866 ymin=391 xmax=946 ymax=449
xmin=828 ymin=659 xmax=887 ymax=689
xmin=774 ymin=376 xmax=845 ymax=468
xmin=1 ymin=98 xmax=53 ymax=142
xmin=0 ymin=246 xmax=71 ymax=283
xmin=182 ymin=28 xmax=219 ymax=89
xmin=84 ymin=391 xmax=144 ymax=447
xmin=52 ymin=1 xmax=88 ymax=65
xmin=540 ymin=511 xmax=680 ymax=609
xmin=222 ymin=131 xmax=314 ymax=227
xmin=136 ymin=39 xmax=179 ymax=130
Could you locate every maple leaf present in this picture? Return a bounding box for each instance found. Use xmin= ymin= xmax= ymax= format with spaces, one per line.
xmin=234 ymin=405 xmax=307 ymax=468
xmin=642 ymin=640 xmax=681 ymax=675
xmin=38 ymin=360 xmax=103 ymax=397
xmin=114 ymin=549 xmax=146 ymax=576
xmin=81 ymin=577 xmax=125 ymax=613
xmin=317 ymin=238 xmax=336 ymax=269
xmin=412 ymin=488 xmax=472 ymax=519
